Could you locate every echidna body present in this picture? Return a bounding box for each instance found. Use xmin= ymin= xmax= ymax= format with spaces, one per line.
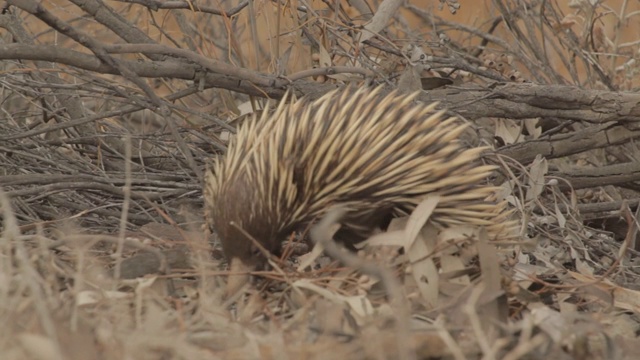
xmin=204 ymin=87 xmax=512 ymax=270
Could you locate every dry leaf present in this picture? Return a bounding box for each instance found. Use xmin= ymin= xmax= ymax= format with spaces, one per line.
xmin=296 ymin=242 xmax=324 ymax=271
xmin=17 ymin=333 xmax=63 ymax=360
xmin=477 ymin=229 xmax=508 ymax=325
xmin=293 ymin=279 xmax=375 ymax=318
xmin=569 ymin=271 xmax=640 ymax=312
xmin=439 ymin=255 xmax=469 ymax=286
xmin=403 ymin=196 xmax=441 ymax=307
xmin=226 ymin=258 xmax=251 ymax=298
xmin=526 ymin=155 xmax=548 ymax=201
xmin=554 ymin=202 xmax=567 ymax=228
xmin=495 ymin=119 xmax=522 ymax=144
xmin=317 ymin=44 xmax=332 ymax=68
xmin=359 ymin=0 xmax=402 ymax=43
xmin=404 ymin=195 xmax=440 ymax=247
xmin=529 ymin=304 xmax=567 ymax=342
xmin=524 ymin=118 xmax=541 ymax=139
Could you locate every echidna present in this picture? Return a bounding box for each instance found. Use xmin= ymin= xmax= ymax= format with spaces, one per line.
xmin=204 ymin=86 xmax=513 ymax=273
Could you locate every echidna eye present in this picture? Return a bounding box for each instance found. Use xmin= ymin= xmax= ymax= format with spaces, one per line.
xmin=420 ymin=54 xmax=426 ymax=60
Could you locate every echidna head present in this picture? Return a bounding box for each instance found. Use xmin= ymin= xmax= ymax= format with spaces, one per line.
xmin=204 ymin=168 xmax=285 ymax=296
xmin=205 ymin=167 xmax=284 ymax=272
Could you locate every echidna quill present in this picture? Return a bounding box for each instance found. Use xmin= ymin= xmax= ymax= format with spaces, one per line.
xmin=204 ymin=86 xmax=514 ymax=280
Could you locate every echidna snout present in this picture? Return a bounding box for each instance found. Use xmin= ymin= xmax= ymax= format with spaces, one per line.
xmin=203 ymin=86 xmax=512 ymax=271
